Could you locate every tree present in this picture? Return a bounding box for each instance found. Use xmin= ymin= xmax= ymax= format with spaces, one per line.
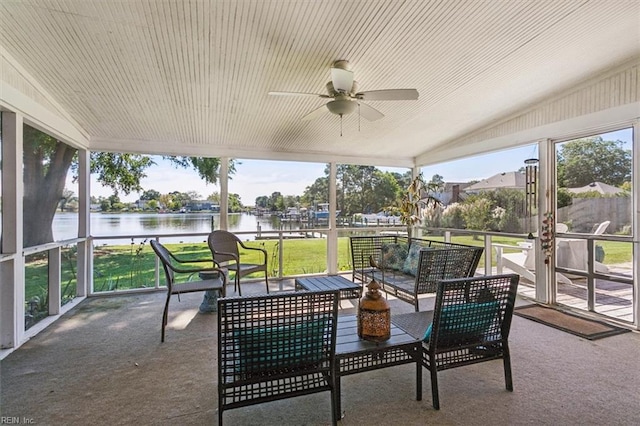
xmin=255 ymin=196 xmax=269 ymax=209
xmin=302 ymin=177 xmax=329 ymax=208
xmin=158 ymin=193 xmax=173 ymax=210
xmin=140 ymin=189 xmax=161 ymax=200
xmin=344 ymin=166 xmax=400 ymax=215
xmin=58 ymin=188 xmax=77 ymax=212
xmin=389 ymin=171 xmax=412 ymax=194
xmin=22 ymin=125 xmax=228 ymax=247
xmin=460 ymin=196 xmax=493 ymax=232
xmin=299 ymin=165 xmax=400 ymax=217
xmin=267 ymin=192 xmax=284 ymax=212
xmin=207 ymin=192 xmax=221 ymax=203
xmin=228 ymin=193 xmax=244 ymax=212
xmin=557 ymin=136 xmax=631 ymax=187
xmin=429 ymin=174 xmax=444 ymax=187
xmin=97 ymin=196 xmax=110 ymax=212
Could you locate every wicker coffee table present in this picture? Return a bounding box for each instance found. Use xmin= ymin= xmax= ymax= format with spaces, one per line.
xmin=334 ymin=315 xmax=422 ymax=419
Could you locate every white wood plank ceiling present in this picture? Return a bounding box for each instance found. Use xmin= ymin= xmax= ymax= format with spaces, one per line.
xmin=1 ymin=0 xmax=639 ymax=167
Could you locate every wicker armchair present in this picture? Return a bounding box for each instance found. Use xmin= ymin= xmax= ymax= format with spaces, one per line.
xmin=218 ymin=290 xmax=339 ymax=425
xmin=150 ymin=240 xmax=226 ymax=342
xmin=207 ymin=230 xmax=269 ymax=295
xmin=392 ymin=274 xmax=519 ymax=409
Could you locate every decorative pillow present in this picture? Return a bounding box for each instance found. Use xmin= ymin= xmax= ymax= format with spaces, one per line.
xmin=402 ymin=244 xmax=426 ymax=276
xmin=423 ymin=301 xmax=499 ymax=342
xmin=234 ymin=317 xmax=328 ymax=374
xmin=378 ymin=243 xmax=408 ymax=271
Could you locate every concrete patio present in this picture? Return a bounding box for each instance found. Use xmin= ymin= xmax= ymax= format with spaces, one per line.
xmin=2 ymin=281 xmax=639 ymax=426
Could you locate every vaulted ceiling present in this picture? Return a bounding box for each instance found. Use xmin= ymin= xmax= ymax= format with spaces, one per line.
xmin=1 ymin=0 xmax=639 ymax=167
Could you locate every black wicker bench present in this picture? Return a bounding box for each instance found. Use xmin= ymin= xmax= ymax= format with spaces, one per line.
xmin=350 ymin=236 xmax=484 ymax=311
xmin=217 ymin=290 xmax=340 ymax=425
xmin=392 ymin=274 xmax=520 ymax=409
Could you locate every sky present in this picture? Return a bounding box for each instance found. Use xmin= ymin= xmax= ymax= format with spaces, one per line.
xmin=87 ymin=128 xmax=632 ymax=206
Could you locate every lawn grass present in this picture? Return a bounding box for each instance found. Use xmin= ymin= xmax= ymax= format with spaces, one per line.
xmin=91 ymin=238 xmax=354 ymax=293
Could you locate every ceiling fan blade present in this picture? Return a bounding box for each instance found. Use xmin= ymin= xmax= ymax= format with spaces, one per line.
xmin=301 ymin=104 xmax=328 ymax=121
xmin=358 ymin=102 xmax=384 ymax=121
xmin=331 ymin=67 xmax=354 ymax=92
xmin=269 ymin=91 xmax=330 ymax=98
xmin=356 ymin=89 xmax=419 ymax=101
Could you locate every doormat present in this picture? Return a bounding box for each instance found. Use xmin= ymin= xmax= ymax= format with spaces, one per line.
xmin=514 ymin=304 xmax=631 ymax=340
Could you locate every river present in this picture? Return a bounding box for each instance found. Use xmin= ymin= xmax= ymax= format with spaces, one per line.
xmin=52 ymin=212 xmax=309 ymax=244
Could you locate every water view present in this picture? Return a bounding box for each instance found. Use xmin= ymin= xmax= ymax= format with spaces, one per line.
xmin=53 ymin=212 xmax=310 ymax=244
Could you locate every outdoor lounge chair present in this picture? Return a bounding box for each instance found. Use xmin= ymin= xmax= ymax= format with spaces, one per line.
xmin=392 ymin=274 xmax=520 ymax=409
xmin=217 ymin=290 xmax=339 ymax=426
xmin=207 ymin=230 xmax=269 ymax=296
xmin=150 ymin=240 xmax=227 ymax=342
xmin=424 ymin=274 xmax=519 ymax=409
xmin=494 ymin=220 xmax=611 ymax=284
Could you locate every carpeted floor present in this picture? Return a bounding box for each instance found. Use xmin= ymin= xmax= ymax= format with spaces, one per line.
xmin=2 ymin=282 xmax=639 ymax=425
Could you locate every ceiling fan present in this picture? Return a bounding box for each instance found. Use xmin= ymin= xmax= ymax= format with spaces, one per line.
xmin=268 ymin=60 xmax=419 ymax=122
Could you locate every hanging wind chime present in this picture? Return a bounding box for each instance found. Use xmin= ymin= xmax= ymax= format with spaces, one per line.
xmin=524 ymin=158 xmax=538 ymax=240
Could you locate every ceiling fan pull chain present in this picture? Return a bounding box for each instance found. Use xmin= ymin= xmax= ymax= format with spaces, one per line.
xmin=340 ymin=114 xmax=343 ymax=137
xmin=358 ymin=103 xmax=361 ymax=131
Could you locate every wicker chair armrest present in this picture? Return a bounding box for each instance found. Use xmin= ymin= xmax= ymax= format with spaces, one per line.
xmin=165 ymin=262 xmax=223 ymax=275
xmin=209 ymin=249 xmax=239 ymax=262
xmin=237 ymin=241 xmax=268 ymax=259
xmin=166 ymin=250 xmax=213 ymax=265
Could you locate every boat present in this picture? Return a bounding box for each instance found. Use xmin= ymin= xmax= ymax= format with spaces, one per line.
xmin=357 ymin=211 xmax=402 ymax=225
xmin=279 ymin=207 xmax=305 ymax=222
xmin=312 ymin=203 xmax=340 ymax=219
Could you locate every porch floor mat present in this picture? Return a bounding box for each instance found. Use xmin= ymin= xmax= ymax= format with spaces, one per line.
xmin=514 ymin=304 xmax=631 ymax=340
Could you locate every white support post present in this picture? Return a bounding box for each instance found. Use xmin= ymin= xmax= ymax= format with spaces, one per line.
xmin=484 ymin=235 xmax=492 ymax=275
xmin=632 ymin=120 xmax=639 ymax=329
xmin=77 ymin=148 xmax=90 ymax=297
xmin=412 ymin=167 xmax=422 ymax=238
xmin=1 ymin=111 xmax=25 ymax=349
xmin=327 ymin=162 xmax=338 ymax=275
xmin=48 ymin=247 xmax=61 ymax=315
xmin=220 ymin=157 xmax=229 ymax=230
xmin=535 ymin=139 xmax=553 ymax=304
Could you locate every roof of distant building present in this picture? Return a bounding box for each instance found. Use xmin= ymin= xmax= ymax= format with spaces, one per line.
xmin=566 ymin=182 xmax=624 ymax=195
xmin=465 ymin=171 xmax=526 ymax=192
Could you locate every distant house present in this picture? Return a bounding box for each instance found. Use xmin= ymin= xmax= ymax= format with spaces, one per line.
xmin=465 ymin=171 xmax=526 ymax=193
xmin=434 ymin=182 xmax=472 ymax=205
xmin=134 ymin=199 xmax=149 ymax=210
xmin=184 ymin=201 xmax=220 ymax=212
xmin=566 ymin=182 xmax=625 ymax=196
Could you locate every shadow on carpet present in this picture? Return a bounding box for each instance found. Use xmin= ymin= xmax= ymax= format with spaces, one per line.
xmin=514 ymin=304 xmax=631 ymax=340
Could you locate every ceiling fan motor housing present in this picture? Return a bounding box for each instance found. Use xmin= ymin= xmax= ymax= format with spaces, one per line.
xmin=326 ymin=80 xmax=359 ymax=97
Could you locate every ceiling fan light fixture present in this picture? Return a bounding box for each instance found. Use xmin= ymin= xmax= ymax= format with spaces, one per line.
xmin=326 ymin=99 xmax=357 ymax=116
